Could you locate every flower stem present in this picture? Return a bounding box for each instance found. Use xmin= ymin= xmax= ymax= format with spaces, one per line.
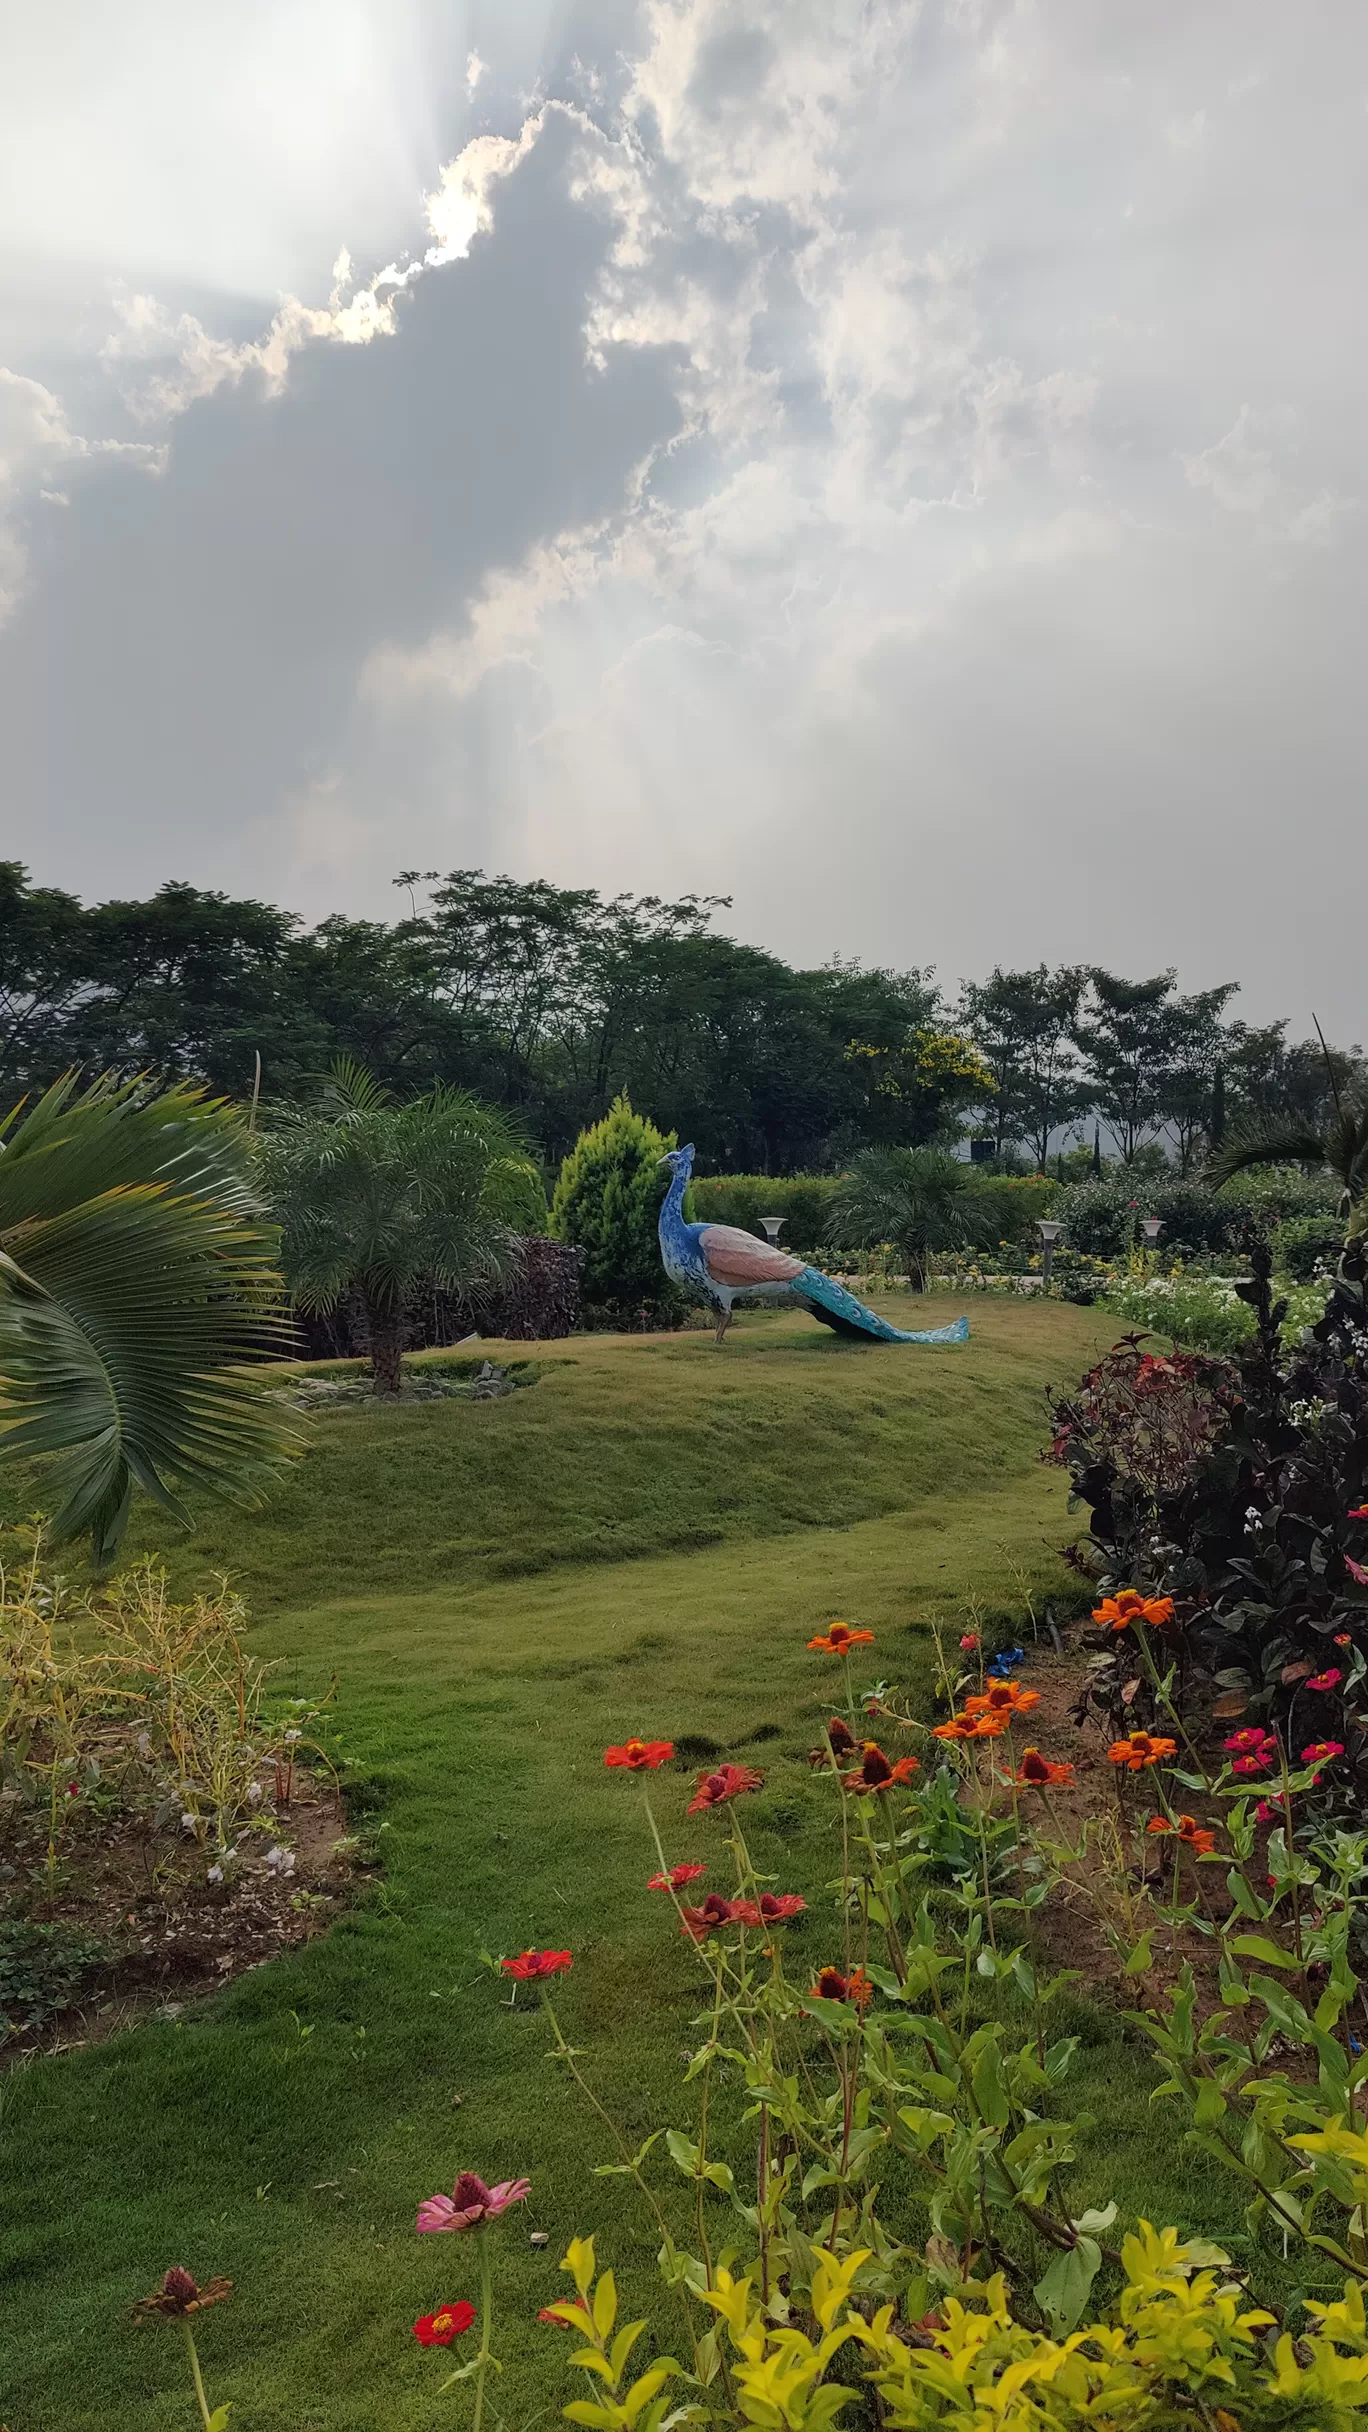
xmin=182 ymin=2322 xmax=214 ymax=2432
xmin=472 ymin=2229 xmax=494 ymax=2432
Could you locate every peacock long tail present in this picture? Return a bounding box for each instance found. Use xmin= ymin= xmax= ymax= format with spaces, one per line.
xmin=791 ymin=1266 xmax=969 ymax=1345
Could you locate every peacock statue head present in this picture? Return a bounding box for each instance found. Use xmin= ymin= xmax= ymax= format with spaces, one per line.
xmin=660 ymin=1143 xmax=695 ymax=1179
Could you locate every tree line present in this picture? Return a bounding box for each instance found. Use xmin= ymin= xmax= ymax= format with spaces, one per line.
xmin=2 ymin=862 xmax=1358 ymax=1174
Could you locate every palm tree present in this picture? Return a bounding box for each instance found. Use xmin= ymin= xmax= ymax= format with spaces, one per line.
xmin=1206 ymin=1048 xmax=1368 ymax=1236
xmin=830 ymin=1148 xmax=998 ymax=1293
xmin=0 ymin=1074 xmax=300 ymax=1561
xmin=258 ymin=1063 xmax=536 ymax=1395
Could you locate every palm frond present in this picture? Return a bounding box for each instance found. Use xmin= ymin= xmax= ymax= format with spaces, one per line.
xmin=0 ymin=1079 xmax=300 ymax=1560
xmin=1205 ymin=1127 xmax=1328 ymax=1190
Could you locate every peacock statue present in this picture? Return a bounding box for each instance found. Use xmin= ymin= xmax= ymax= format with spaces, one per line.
xmin=658 ymin=1145 xmax=969 ymax=1347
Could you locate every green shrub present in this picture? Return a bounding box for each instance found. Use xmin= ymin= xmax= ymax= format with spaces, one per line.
xmin=1057 ymin=1168 xmax=1336 ymax=1260
xmin=548 ymin=1095 xmax=685 ymax=1323
xmin=684 ymin=1173 xmax=837 ymax=1256
xmin=1104 ymin=1267 xmax=1328 ymax=1354
xmin=1274 ymin=1209 xmax=1346 ymax=1281
xmin=0 ymin=1920 xmax=107 ymax=2040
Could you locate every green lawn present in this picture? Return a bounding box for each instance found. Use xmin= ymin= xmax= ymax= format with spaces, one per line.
xmin=0 ymin=1302 xmax=1257 ymax=2430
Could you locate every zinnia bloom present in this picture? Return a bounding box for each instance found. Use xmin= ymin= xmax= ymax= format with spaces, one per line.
xmin=647 ymin=1863 xmax=707 ymax=1891
xmin=501 ymin=1950 xmax=572 ymax=1981
xmin=756 ymin=1891 xmax=806 ymax=1923
xmin=686 ymin=1762 xmax=764 ymax=1813
xmin=807 ymin=1623 xmax=875 ymax=1654
xmin=1302 ymin=1741 xmax=1345 ymax=1764
xmin=1255 ymin=1799 xmax=1284 ymax=1823
xmin=1335 ymin=1633 xmax=1354 ymax=1647
xmin=932 ymin=1713 xmax=1005 ymax=1742
xmin=842 ymin=1742 xmax=920 ymax=1792
xmin=1223 ymin=1728 xmax=1275 ymax=1754
xmin=1348 ymin=1505 xmax=1368 ymax=1521
xmin=133 ymin=2268 xmax=232 ymax=2321
xmin=679 ymin=1892 xmax=744 ymax=1941
xmin=603 ymin=1739 xmax=674 ymax=1770
xmin=809 ymin=1717 xmax=858 ymax=1767
xmin=959 ymin=1633 xmax=980 ymax=1651
xmin=417 ymin=2173 xmax=531 ymax=2235
xmin=1147 ymin=1813 xmax=1215 ymax=1856
xmin=1094 ymin=1590 xmax=1175 ymax=1633
xmin=965 ymin=1681 xmax=1040 ymax=1719
xmin=1347 ymin=1559 xmax=1368 ymax=1588
xmin=1307 ymin=1669 xmax=1343 ymax=1692
xmin=1012 ymin=1748 xmax=1075 ymax=1790
xmin=812 ymin=1966 xmax=873 ymax=2012
xmin=1231 ymin=1753 xmax=1272 ymax=1776
xmin=1108 ymin=1731 xmax=1177 ymax=1773
xmin=414 ymin=2302 xmax=477 ymax=2346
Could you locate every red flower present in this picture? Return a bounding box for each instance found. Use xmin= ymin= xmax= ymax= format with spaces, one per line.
xmin=932 ymin=1712 xmax=1006 ymax=1742
xmin=501 ymin=1950 xmax=573 ymax=1980
xmin=807 ymin=1623 xmax=875 ymax=1654
xmin=1255 ymin=1798 xmax=1284 ymax=1823
xmin=756 ymin=1892 xmax=806 ymax=1923
xmin=687 ymin=1763 xmax=764 ymax=1813
xmin=1307 ymin=1668 xmax=1343 ymax=1692
xmin=811 ymin=1966 xmax=873 ymax=2011
xmin=825 ymin=1716 xmax=857 ymax=1752
xmin=842 ymin=1742 xmax=920 ymax=1792
xmin=1347 ymin=1559 xmax=1368 ymax=1588
xmin=1348 ymin=1506 xmax=1368 ymax=1521
xmin=603 ymin=1739 xmax=674 ymax=1771
xmin=647 ymin=1863 xmax=707 ymax=1891
xmin=1335 ymin=1633 xmax=1353 ymax=1647
xmin=414 ymin=2301 xmax=477 ymax=2347
xmin=133 ymin=2268 xmax=233 ymax=2320
xmin=1011 ymin=1747 xmax=1075 ymax=1790
xmin=1224 ymin=1728 xmax=1275 ymax=1754
xmin=1302 ymin=1741 xmax=1345 ymax=1764
xmin=959 ymin=1633 xmax=980 ymax=1651
xmin=679 ymin=1892 xmax=743 ymax=1942
xmin=1231 ymin=1753 xmax=1272 ymax=1776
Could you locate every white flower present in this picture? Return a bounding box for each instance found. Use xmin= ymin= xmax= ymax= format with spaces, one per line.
xmin=263 ymin=1844 xmax=295 ymax=1876
xmin=246 ymin=1782 xmax=264 ymax=1806
xmin=181 ymin=1812 xmax=197 ymax=1833
xmin=207 ymin=1865 xmax=224 ymax=1886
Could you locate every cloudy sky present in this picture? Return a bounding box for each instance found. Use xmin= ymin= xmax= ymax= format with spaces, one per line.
xmin=2 ymin=0 xmax=1364 ymax=1034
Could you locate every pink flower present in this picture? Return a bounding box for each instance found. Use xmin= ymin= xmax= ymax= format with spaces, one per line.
xmin=1224 ymin=1728 xmax=1275 ymax=1754
xmin=1302 ymin=1741 xmax=1345 ymax=1765
xmin=417 ymin=2172 xmax=531 ymax=2235
xmin=1348 ymin=1505 xmax=1368 ymax=1521
xmin=1255 ymin=1800 xmax=1281 ymax=1823
xmin=959 ymin=1633 xmax=980 ymax=1651
xmin=1307 ymin=1669 xmax=1343 ymax=1692
xmin=1346 ymin=1558 xmax=1368 ymax=1588
xmin=756 ymin=1892 xmax=806 ymax=1923
xmin=647 ymin=1863 xmax=707 ymax=1891
xmin=1232 ymin=1752 xmax=1273 ymax=1775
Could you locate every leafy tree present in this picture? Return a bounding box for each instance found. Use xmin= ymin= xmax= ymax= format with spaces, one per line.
xmin=0 ymin=1074 xmax=298 ymax=1559
xmin=1208 ymin=1068 xmax=1368 ymax=1238
xmin=957 ymin=965 xmax=1089 ymax=1166
xmin=259 ymin=1063 xmax=533 ymax=1394
xmin=1074 ymin=970 xmax=1237 ymax=1163
xmin=840 ymin=1030 xmax=997 ymax=1152
xmin=830 ymin=1148 xmax=998 ymax=1292
xmin=548 ymin=1095 xmax=681 ymax=1323
xmin=0 ymin=862 xmax=92 ymax=1092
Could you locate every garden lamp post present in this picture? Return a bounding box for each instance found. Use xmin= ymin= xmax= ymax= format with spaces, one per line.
xmin=759 ymin=1216 xmax=787 ymax=1245
xmin=1140 ymin=1213 xmax=1163 ymax=1275
xmin=1036 ymin=1219 xmax=1065 ymax=1294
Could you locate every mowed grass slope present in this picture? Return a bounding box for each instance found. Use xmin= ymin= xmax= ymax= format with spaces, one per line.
xmin=3 ymin=1300 xmax=1258 ymax=2432
xmin=83 ymin=1297 xmax=1117 ymax=1609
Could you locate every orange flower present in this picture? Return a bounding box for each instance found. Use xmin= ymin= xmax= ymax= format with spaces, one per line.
xmin=1011 ymin=1747 xmax=1075 ymax=1790
xmin=1094 ymin=1590 xmax=1175 ymax=1633
xmin=842 ymin=1742 xmax=921 ymax=1792
xmin=812 ymin=1966 xmax=873 ymax=2012
xmin=603 ymin=1739 xmax=675 ymax=1770
xmin=1109 ymin=1731 xmax=1177 ymax=1773
xmin=964 ymin=1681 xmax=1040 ymax=1719
xmin=807 ymin=1623 xmax=875 ymax=1654
xmin=932 ymin=1713 xmax=1006 ymax=1742
xmin=1148 ymin=1813 xmax=1215 ymax=1856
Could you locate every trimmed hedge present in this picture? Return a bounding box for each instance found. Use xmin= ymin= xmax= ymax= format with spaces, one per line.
xmin=688 ymin=1170 xmax=1055 ymax=1258
xmin=1055 ymin=1168 xmax=1336 ymax=1260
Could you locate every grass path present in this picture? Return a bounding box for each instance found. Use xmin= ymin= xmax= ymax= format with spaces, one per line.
xmin=0 ymin=1303 xmax=1243 ymax=2430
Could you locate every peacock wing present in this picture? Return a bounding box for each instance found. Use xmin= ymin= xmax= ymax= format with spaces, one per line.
xmin=698 ymin=1225 xmax=805 ymax=1287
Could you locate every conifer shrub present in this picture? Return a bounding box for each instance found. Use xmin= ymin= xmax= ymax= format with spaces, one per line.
xmin=549 ymin=1096 xmax=688 ymax=1325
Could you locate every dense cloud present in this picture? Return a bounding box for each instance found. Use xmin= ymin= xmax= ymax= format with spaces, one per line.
xmin=1 ymin=0 xmax=1364 ymax=1034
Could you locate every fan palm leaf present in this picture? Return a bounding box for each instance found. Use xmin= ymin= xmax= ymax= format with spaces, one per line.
xmin=831 ymin=1148 xmax=998 ymax=1289
xmin=0 ymin=1074 xmax=300 ymax=1561
xmin=1207 ymin=1107 xmax=1368 ymax=1224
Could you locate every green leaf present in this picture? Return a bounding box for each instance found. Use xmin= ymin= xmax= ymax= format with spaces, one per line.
xmin=1231 ymin=1934 xmax=1298 ymax=1971
xmin=1124 ymin=1930 xmax=1155 ymax=1977
xmin=1033 ymin=2237 xmax=1102 ymax=2335
xmin=970 ymin=2038 xmax=1011 ymax=2129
